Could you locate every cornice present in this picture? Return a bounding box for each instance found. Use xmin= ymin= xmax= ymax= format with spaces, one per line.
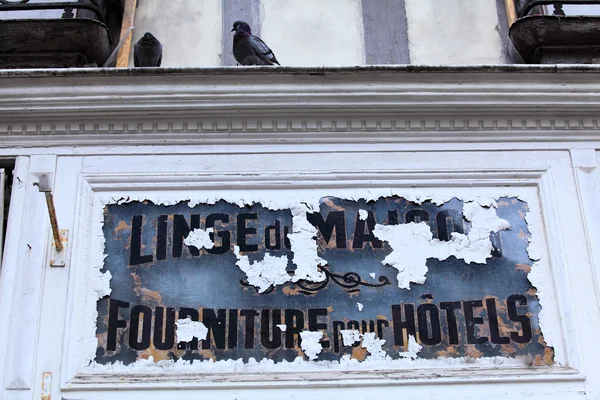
xmin=2 ymin=66 xmax=600 ymax=148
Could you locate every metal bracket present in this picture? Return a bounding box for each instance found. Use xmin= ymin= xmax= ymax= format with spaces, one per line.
xmin=33 ymin=174 xmax=68 ymax=267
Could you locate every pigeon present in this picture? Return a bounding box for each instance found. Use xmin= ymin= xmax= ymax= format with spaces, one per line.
xmin=134 ymin=32 xmax=162 ymax=67
xmin=231 ymin=21 xmax=280 ymax=66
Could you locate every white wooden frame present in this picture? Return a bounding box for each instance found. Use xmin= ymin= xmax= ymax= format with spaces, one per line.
xmin=43 ymin=151 xmax=582 ymax=398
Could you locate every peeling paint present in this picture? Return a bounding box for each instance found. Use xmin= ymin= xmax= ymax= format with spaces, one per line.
xmin=88 ymin=188 xmax=562 ymax=370
xmin=288 ymin=206 xmax=327 ymax=283
xmin=398 ymin=335 xmax=423 ymax=360
xmin=299 ymin=331 xmax=324 ymax=361
xmin=361 ymin=332 xmax=387 ymax=360
xmin=373 ymin=202 xmax=510 ymax=289
xmin=183 ymin=227 xmax=214 ymax=250
xmin=356 ymin=302 xmax=364 ymax=311
xmin=233 ymin=246 xmax=290 ymax=293
xmin=340 ymin=329 xmax=361 ymax=346
xmin=176 ymin=318 xmax=208 ymax=343
xmin=358 ymin=209 xmax=368 ymax=220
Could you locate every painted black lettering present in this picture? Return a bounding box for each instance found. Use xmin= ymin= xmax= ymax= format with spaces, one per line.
xmin=129 ymin=305 xmax=152 ymax=350
xmin=347 ymin=320 xmax=360 ymax=332
xmin=228 ymin=309 xmax=239 ymax=349
xmin=307 ymin=210 xmax=347 ymax=249
xmin=283 ymin=226 xmax=291 ymax=249
xmin=284 ymin=309 xmax=304 ymax=348
xmin=173 ymin=214 xmax=200 ymax=258
xmin=308 ymin=308 xmax=329 ymax=348
xmin=436 ymin=209 xmax=464 ymax=241
xmin=156 ymin=215 xmax=168 ymax=260
xmin=463 ymin=300 xmax=488 ymax=344
xmin=405 ymin=209 xmax=430 ymax=224
xmin=153 ymin=307 xmax=176 ymax=350
xmin=202 ymin=309 xmax=226 ymax=350
xmin=490 ymin=232 xmax=503 ymax=257
xmin=440 ymin=301 xmax=461 ymax=345
xmin=240 ymin=309 xmax=258 ymax=349
xmin=206 ymin=214 xmax=230 ymax=255
xmin=377 ymin=319 xmax=389 ymax=339
xmin=265 ymin=219 xmax=281 ymax=250
xmin=417 ymin=304 xmax=442 ymax=345
xmin=129 ymin=215 xmax=153 ymax=265
xmin=177 ymin=308 xmax=199 ymax=350
xmin=261 ymin=309 xmax=282 ymax=349
xmin=486 ymin=298 xmax=510 ymax=344
xmin=352 ymin=211 xmax=383 ymax=249
xmin=237 ymin=213 xmax=258 ymax=252
xmin=106 ymin=298 xmax=130 ymax=351
xmin=332 ymin=320 xmax=345 ymax=353
xmin=387 ymin=210 xmax=399 ymax=225
xmin=507 ymin=295 xmax=533 ymax=344
xmin=392 ymin=304 xmax=416 ymax=346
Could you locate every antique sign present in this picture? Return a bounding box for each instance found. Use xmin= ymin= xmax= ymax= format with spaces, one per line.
xmin=95 ymin=196 xmax=553 ymax=366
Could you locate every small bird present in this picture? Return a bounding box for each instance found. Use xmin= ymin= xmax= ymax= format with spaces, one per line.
xmin=134 ymin=32 xmax=162 ymax=67
xmin=231 ymin=21 xmax=280 ymax=66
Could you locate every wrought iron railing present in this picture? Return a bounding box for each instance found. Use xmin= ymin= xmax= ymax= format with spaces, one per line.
xmin=517 ymin=0 xmax=600 ymax=17
xmin=0 ymin=0 xmax=105 ymax=22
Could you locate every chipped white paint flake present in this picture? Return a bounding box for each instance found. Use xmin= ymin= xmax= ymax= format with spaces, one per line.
xmin=369 ymin=272 xmax=376 ymax=279
xmin=361 ymin=332 xmax=388 ymax=360
xmin=90 ymin=270 xmax=112 ymax=299
xmin=356 ymin=302 xmax=364 ymax=311
xmin=373 ymin=202 xmax=510 ymax=289
xmin=398 ymin=335 xmax=423 ymax=360
xmin=233 ymin=246 xmax=289 ymax=293
xmin=277 ymin=324 xmax=287 ymax=332
xmin=176 ymin=318 xmax=208 ymax=343
xmin=340 ymin=329 xmax=361 ymax=346
xmin=300 ymin=331 xmax=324 ymax=361
xmin=183 ymin=227 xmax=214 ymax=250
xmin=358 ymin=209 xmax=368 ymax=220
xmin=288 ymin=205 xmax=326 ymax=283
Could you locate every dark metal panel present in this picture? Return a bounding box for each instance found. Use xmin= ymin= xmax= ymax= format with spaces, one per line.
xmin=361 ymin=0 xmax=410 ymax=64
xmin=95 ymin=196 xmax=552 ymax=366
xmin=221 ymin=0 xmax=261 ymax=66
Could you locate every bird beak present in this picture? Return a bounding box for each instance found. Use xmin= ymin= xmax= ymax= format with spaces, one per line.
xmin=231 ymin=27 xmax=235 ymax=32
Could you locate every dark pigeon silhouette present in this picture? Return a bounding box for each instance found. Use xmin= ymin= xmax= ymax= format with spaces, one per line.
xmin=134 ymin=32 xmax=162 ymax=67
xmin=231 ymin=21 xmax=280 ymax=66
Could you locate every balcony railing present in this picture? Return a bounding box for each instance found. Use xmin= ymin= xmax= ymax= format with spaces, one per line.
xmin=0 ymin=0 xmax=123 ymax=68
xmin=0 ymin=0 xmax=105 ymax=22
xmin=509 ymin=0 xmax=600 ymax=63
xmin=517 ymin=0 xmax=600 ymax=17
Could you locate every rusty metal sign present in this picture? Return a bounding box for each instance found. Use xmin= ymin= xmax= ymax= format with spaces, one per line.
xmin=95 ymin=196 xmax=553 ymax=365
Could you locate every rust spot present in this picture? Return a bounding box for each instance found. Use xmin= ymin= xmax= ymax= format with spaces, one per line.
xmin=436 ymin=346 xmax=459 ymax=357
xmin=515 ymin=263 xmax=532 ymax=273
xmin=465 ymin=345 xmax=483 ymax=359
xmin=543 ymin=347 xmax=555 ymax=365
xmin=322 ymin=198 xmax=345 ymax=212
xmin=140 ymin=287 xmax=163 ymax=304
xmin=41 ymin=372 xmax=51 ymax=400
xmin=497 ymin=200 xmax=510 ymax=207
xmin=282 ymin=286 xmax=302 ymax=296
xmin=114 ymin=220 xmax=131 ymax=234
xmin=351 ymin=344 xmax=368 ymax=361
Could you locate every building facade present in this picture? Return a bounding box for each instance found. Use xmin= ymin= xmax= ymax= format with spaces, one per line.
xmin=1 ymin=1 xmax=600 ymax=400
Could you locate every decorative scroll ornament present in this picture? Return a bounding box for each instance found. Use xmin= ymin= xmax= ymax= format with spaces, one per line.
xmin=240 ymin=265 xmax=391 ymax=295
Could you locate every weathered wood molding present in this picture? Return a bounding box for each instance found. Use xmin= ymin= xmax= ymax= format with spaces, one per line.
xmin=1 ymin=66 xmax=600 ymax=149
